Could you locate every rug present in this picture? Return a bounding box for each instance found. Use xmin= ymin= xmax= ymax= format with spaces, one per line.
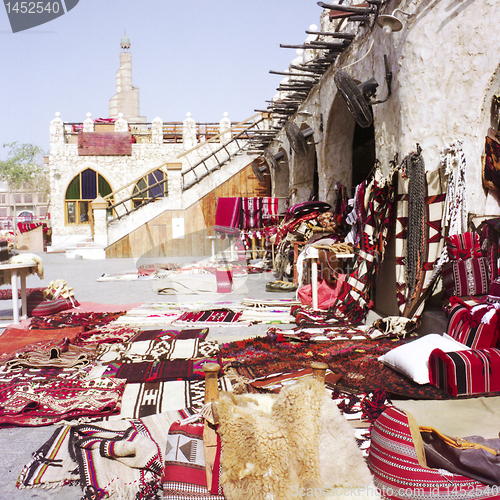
xmin=107 ymin=376 xmax=233 ymax=420
xmin=221 ymin=337 xmax=452 ymax=399
xmin=110 ymin=303 xmax=189 ymax=327
xmin=29 ymin=311 xmax=127 ymax=330
xmin=75 ymin=325 xmax=140 ymax=345
xmin=18 ymin=409 xmax=196 ymax=499
xmin=266 ymin=325 xmax=387 ymax=342
xmin=0 ymin=377 xmax=125 ymax=426
xmin=214 ymin=197 xmax=241 ymax=233
xmin=238 ymin=307 xmax=294 ymax=324
xmin=173 ymin=309 xmax=249 ymax=328
xmin=96 ymin=331 xmax=216 ymax=364
xmin=102 ymin=357 xmax=221 ymax=383
xmin=0 ymin=326 xmax=84 ymax=362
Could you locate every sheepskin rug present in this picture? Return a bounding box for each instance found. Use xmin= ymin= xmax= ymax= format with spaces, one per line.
xmin=9 ymin=253 xmax=44 ymax=279
xmin=217 ymin=377 xmax=380 ymax=500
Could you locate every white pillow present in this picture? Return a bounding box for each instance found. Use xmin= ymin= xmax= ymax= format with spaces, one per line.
xmin=378 ymin=333 xmax=470 ymax=385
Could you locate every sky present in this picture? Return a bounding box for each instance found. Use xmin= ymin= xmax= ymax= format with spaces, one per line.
xmin=0 ymin=0 xmax=320 ymax=155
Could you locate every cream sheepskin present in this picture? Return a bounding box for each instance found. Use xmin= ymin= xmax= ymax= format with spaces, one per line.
xmin=8 ymin=253 xmax=44 ymax=279
xmin=217 ymin=377 xmax=379 ymax=500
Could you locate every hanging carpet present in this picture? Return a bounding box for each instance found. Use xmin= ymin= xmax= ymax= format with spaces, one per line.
xmin=394 ymin=157 xmax=447 ymax=318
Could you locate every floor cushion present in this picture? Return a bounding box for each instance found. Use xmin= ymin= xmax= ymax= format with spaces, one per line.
xmin=429 ymin=347 xmax=500 ymax=396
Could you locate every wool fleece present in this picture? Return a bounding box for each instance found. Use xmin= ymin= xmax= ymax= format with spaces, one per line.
xmin=217 ymin=377 xmax=379 ymax=500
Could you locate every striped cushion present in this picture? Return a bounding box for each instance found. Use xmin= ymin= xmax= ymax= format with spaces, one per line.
xmin=446 ymin=232 xmax=481 ymax=261
xmin=368 ymin=407 xmax=500 ymax=499
xmin=446 ymin=299 xmax=500 ymax=348
xmin=30 ymin=296 xmax=79 ymax=317
xmin=429 ymin=347 xmax=500 ymax=396
xmin=442 ymin=256 xmax=490 ymax=297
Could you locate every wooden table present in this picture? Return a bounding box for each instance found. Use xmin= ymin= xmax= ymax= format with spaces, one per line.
xmin=0 ymin=261 xmax=39 ymax=324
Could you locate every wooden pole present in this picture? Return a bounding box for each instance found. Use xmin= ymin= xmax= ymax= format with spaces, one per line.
xmin=203 ymin=363 xmax=220 ymax=490
xmin=311 ymin=361 xmax=328 ymax=382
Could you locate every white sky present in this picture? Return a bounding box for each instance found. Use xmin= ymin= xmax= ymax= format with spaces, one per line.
xmin=0 ymin=0 xmax=320 ymax=155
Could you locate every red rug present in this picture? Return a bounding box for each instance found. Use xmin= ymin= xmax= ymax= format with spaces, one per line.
xmin=221 ymin=337 xmax=452 ymax=400
xmin=0 ymin=326 xmax=84 ymax=362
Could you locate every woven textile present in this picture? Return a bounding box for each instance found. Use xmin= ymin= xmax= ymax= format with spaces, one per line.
xmin=110 ymin=376 xmax=232 ymax=420
xmin=102 ymin=357 xmax=221 ymax=383
xmin=0 ymin=377 xmax=125 ymax=426
xmin=367 ymin=407 xmax=500 ymax=499
xmin=333 ymin=173 xmax=395 ymax=325
xmin=442 ymin=257 xmax=490 ymax=297
xmin=75 ymin=325 xmax=140 ymax=345
xmin=262 ymin=197 xmax=279 ymax=226
xmin=429 ymin=347 xmax=500 ymax=396
xmin=18 ymin=409 xmax=195 ymax=499
xmin=162 ymin=420 xmax=225 ymax=500
xmin=214 ymin=197 xmax=241 ymax=233
xmin=29 ymin=311 xmax=126 ymax=330
xmin=395 ymin=167 xmax=447 ymax=317
xmin=445 ymin=232 xmax=482 ymax=261
xmin=446 ymin=299 xmax=500 ymax=348
xmin=174 ymin=309 xmax=243 ymax=325
xmin=96 ymin=332 xmax=217 ymax=364
xmin=0 ymin=326 xmax=84 ymax=362
xmin=241 ymin=197 xmax=262 ymax=229
xmin=0 ymin=287 xmax=44 ymax=300
xmin=483 ymin=135 xmax=500 ymax=191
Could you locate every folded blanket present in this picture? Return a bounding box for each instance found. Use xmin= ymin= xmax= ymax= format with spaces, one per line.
xmin=18 ymin=409 xmax=196 ymax=499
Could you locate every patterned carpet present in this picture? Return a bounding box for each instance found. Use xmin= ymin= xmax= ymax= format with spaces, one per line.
xmin=221 ymin=336 xmax=452 ymax=399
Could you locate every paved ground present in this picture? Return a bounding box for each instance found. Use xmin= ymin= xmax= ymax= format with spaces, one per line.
xmin=1 ymin=252 xmax=498 ymax=499
xmin=0 ymin=251 xmax=298 ymax=499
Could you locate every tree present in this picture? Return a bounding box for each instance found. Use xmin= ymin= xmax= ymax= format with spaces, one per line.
xmin=0 ymin=142 xmax=49 ymax=193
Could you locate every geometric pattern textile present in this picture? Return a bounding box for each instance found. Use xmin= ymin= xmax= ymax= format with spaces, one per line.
xmin=162 ymin=420 xmax=225 ymax=500
xmin=17 ymin=409 xmax=195 ymax=499
xmin=96 ymin=335 xmax=217 ymax=364
xmin=0 ymin=377 xmax=125 ymax=426
xmin=446 ymin=300 xmax=500 ymax=349
xmin=101 ymin=356 xmax=221 ymax=383
xmin=108 ymin=376 xmax=233 ymax=420
xmin=395 ymin=167 xmax=446 ymax=317
xmin=442 ymin=257 xmax=490 ymax=297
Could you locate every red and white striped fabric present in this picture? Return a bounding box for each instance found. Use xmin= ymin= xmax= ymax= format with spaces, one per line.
xmin=429 ymin=347 xmax=500 ymax=396
xmin=442 ymin=256 xmax=490 ymax=297
xmin=445 ymin=232 xmax=482 ymax=261
xmin=368 ymin=407 xmax=500 ymax=499
xmin=446 ymin=299 xmax=500 ymax=349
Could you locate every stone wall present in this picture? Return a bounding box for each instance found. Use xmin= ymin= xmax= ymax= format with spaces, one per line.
xmin=268 ymin=0 xmax=500 ymax=216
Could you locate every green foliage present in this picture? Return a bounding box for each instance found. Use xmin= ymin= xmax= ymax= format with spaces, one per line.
xmin=0 ymin=142 xmax=48 ymax=191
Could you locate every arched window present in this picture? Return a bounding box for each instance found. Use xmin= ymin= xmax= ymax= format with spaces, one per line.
xmin=132 ymin=169 xmax=168 ymax=209
xmin=65 ymin=169 xmax=112 ymax=224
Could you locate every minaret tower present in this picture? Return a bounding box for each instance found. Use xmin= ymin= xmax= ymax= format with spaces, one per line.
xmin=109 ymin=33 xmax=147 ymax=123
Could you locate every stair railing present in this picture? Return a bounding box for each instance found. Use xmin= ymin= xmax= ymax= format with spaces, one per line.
xmin=104 ymin=163 xmax=170 ymax=224
xmin=178 ymin=113 xmax=270 ymax=191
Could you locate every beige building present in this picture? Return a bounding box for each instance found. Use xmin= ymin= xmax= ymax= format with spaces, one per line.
xmin=0 ymin=181 xmax=49 ymax=231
